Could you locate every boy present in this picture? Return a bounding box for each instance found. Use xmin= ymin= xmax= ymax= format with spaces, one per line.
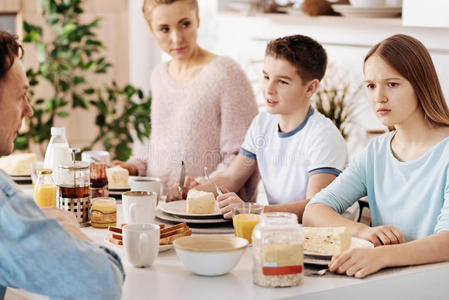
xmin=195 ymin=35 xmax=347 ymax=222
xmin=194 ymin=34 xmax=347 ymax=221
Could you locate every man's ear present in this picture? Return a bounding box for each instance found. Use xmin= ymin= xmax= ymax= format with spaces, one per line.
xmin=305 ymin=79 xmax=320 ymax=98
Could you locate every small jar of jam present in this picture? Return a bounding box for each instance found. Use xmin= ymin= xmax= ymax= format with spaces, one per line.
xmin=91 ymin=197 xmax=117 ymax=228
xmin=89 ymin=162 xmax=109 ymax=198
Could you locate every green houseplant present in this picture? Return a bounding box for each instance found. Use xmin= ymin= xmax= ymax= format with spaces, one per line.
xmin=16 ymin=0 xmax=151 ymax=161
xmin=312 ymin=64 xmax=362 ymax=139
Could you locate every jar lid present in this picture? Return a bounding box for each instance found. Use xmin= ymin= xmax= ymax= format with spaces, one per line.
xmin=59 ymin=161 xmax=90 ymax=170
xmin=37 ymin=169 xmax=52 ymax=175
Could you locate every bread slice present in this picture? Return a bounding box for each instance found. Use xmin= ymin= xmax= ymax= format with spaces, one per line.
xmin=303 ymin=227 xmax=351 ymax=255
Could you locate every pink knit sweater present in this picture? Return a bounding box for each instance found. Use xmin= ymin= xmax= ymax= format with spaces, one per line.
xmin=128 ymin=56 xmax=259 ymax=200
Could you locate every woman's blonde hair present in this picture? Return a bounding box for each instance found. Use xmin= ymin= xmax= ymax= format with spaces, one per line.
xmin=365 ymin=34 xmax=449 ymax=127
xmin=142 ymin=0 xmax=199 ymax=25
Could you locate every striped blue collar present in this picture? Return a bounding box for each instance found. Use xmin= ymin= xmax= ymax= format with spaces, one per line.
xmin=278 ymin=107 xmax=314 ymax=138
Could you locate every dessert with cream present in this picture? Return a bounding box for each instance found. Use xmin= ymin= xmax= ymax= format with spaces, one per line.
xmin=303 ymin=226 xmax=351 ymax=255
xmin=0 ymin=153 xmax=37 ymax=176
xmin=186 ymin=190 xmax=216 ymax=214
xmin=106 ymin=166 xmax=129 ymax=189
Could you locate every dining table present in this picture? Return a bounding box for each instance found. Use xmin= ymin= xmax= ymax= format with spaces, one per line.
xmin=10 ymin=185 xmax=449 ymax=300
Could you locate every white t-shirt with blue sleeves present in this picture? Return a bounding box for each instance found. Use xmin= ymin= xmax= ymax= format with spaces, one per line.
xmin=240 ymin=108 xmax=347 ymax=205
xmin=309 ymin=131 xmax=449 ymax=242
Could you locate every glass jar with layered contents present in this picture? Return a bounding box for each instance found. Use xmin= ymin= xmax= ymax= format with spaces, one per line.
xmin=252 ymin=212 xmax=304 ymax=287
xmin=91 ymin=197 xmax=117 ymax=228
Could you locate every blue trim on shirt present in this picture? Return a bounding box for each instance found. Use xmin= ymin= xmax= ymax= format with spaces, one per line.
xmin=278 ymin=107 xmax=314 ymax=138
xmin=308 ymin=167 xmax=341 ymax=176
xmin=240 ymin=147 xmax=256 ymax=160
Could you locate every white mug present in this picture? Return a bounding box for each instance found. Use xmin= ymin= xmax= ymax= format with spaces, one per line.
xmin=122 ymin=191 xmax=157 ymax=224
xmin=123 ymin=223 xmax=159 ymax=268
xmin=130 ymin=177 xmax=162 ymax=201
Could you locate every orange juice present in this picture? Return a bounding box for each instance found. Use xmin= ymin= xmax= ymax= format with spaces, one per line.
xmin=233 ymin=213 xmax=260 ymax=243
xmin=34 ymin=184 xmax=56 ymax=207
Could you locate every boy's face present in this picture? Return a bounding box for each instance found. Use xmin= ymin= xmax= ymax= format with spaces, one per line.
xmin=0 ymin=58 xmax=33 ymax=155
xmin=262 ymin=55 xmax=311 ymax=115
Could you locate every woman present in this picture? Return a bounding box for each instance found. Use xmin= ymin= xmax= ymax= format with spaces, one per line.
xmin=304 ymin=34 xmax=449 ymax=278
xmin=113 ymin=0 xmax=259 ymax=201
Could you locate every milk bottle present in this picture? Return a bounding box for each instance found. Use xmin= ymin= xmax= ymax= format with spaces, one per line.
xmin=43 ymin=127 xmax=71 ymax=184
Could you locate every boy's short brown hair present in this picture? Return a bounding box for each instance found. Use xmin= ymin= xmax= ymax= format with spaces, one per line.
xmin=0 ymin=30 xmax=22 ymax=81
xmin=266 ymin=34 xmax=327 ymax=83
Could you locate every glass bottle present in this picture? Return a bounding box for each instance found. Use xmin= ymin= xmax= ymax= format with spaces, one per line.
xmin=43 ymin=127 xmax=71 ymax=184
xmin=252 ymin=212 xmax=304 ymax=288
xmin=89 ymin=162 xmax=109 ymax=198
xmin=33 ymin=169 xmax=57 ymax=207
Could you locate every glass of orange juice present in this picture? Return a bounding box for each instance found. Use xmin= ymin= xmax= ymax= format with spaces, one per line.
xmin=232 ymin=203 xmax=264 ymax=244
xmin=33 ymin=169 xmax=57 ymax=207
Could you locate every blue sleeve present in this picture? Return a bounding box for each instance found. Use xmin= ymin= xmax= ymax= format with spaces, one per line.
xmin=0 ymin=175 xmax=124 ymax=299
xmin=308 ymin=150 xmax=368 ymax=214
xmin=435 ymin=166 xmax=449 ymax=233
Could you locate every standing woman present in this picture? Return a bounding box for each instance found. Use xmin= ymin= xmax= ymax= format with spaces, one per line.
xmin=304 ymin=34 xmax=449 ymax=277
xmin=113 ymin=0 xmax=259 ymax=201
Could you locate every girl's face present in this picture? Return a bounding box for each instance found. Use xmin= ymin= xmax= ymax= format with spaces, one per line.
xmin=364 ymin=55 xmax=421 ymax=128
xmin=148 ymin=1 xmax=199 ymax=60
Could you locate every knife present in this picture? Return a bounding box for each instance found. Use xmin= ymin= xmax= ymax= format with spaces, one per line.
xmin=177 ymin=160 xmax=186 ymax=197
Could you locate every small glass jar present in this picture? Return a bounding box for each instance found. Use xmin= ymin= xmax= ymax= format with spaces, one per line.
xmin=33 ymin=169 xmax=57 ymax=207
xmin=91 ymin=197 xmax=117 ymax=228
xmin=252 ymin=212 xmax=304 ymax=288
xmin=89 ymin=162 xmax=109 ymax=198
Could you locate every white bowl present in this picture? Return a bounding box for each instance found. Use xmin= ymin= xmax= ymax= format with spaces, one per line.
xmin=173 ymin=235 xmax=248 ymax=276
xmin=349 ymin=0 xmax=386 ymax=7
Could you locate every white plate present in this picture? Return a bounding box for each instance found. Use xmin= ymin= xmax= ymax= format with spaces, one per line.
xmin=103 ymin=237 xmax=173 ymax=253
xmin=109 ymin=187 xmax=131 ymax=192
xmin=332 ymin=4 xmax=401 ymax=18
xmin=159 ymin=200 xmax=222 ymax=218
xmin=304 ymin=237 xmax=374 ymax=258
xmin=156 ymin=208 xmax=230 ymax=224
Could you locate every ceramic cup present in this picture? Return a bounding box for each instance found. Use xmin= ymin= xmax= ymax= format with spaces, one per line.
xmin=130 ymin=177 xmax=162 ymax=202
xmin=123 ymin=223 xmax=160 ymax=268
xmin=122 ymin=191 xmax=157 ymax=224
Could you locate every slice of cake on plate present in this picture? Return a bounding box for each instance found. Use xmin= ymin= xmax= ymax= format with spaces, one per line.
xmin=186 ymin=190 xmax=216 ymax=214
xmin=106 ymin=166 xmax=129 ymax=189
xmin=303 ymin=227 xmax=351 ymax=255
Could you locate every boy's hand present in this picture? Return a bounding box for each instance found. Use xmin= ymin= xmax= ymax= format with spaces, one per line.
xmin=216 ymin=186 xmax=244 ymax=219
xmin=328 ymin=247 xmax=389 ymax=278
xmin=166 ymin=176 xmax=198 ymax=202
xmin=41 ymin=207 xmax=92 ymax=242
xmin=357 ymin=225 xmax=404 ymax=247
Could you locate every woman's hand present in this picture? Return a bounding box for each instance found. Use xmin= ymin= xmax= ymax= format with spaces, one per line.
xmin=216 ymin=186 xmax=244 ymax=219
xmin=328 ymin=247 xmax=389 ymax=278
xmin=166 ymin=176 xmax=199 ymax=202
xmin=357 ymin=225 xmax=405 ymax=247
xmin=110 ymin=160 xmax=137 ymax=176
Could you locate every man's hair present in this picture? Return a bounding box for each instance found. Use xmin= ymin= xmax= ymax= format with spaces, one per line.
xmin=0 ymin=30 xmax=23 ymax=81
xmin=265 ymin=34 xmax=327 ymax=83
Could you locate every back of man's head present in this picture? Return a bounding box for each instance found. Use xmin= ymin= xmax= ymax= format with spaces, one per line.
xmin=0 ymin=30 xmax=23 ymax=82
xmin=265 ymin=35 xmax=327 ymax=83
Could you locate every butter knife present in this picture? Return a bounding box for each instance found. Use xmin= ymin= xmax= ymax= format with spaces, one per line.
xmin=177 ymin=161 xmax=186 ymax=196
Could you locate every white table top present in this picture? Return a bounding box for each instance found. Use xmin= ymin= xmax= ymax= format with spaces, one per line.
xmin=16 ymin=185 xmax=449 ymax=299
xmin=85 ymin=207 xmax=449 ymax=300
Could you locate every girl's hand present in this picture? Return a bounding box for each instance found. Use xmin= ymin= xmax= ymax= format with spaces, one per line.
xmin=358 ymin=225 xmax=405 ymax=247
xmin=216 ymin=186 xmax=244 ymax=219
xmin=110 ymin=160 xmax=137 ymax=176
xmin=328 ymin=247 xmax=388 ymax=278
xmin=165 ymin=176 xmax=198 ymax=202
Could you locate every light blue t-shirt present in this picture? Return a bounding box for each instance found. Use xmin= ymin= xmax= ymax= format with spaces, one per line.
xmin=241 ymin=108 xmax=347 ymax=205
xmin=309 ymin=131 xmax=449 ymax=242
xmin=0 ymin=170 xmax=125 ymax=299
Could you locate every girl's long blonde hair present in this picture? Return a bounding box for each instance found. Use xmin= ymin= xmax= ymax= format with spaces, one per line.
xmin=365 ymin=34 xmax=449 ymax=127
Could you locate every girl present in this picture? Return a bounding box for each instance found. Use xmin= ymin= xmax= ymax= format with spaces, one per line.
xmin=112 ymin=0 xmax=258 ymax=201
xmin=304 ymin=34 xmax=449 ymax=278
